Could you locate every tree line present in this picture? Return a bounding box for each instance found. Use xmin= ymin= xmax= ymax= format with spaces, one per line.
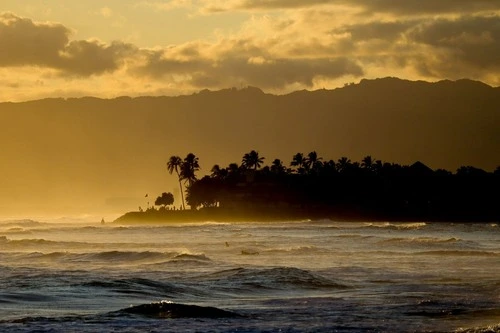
xmin=156 ymin=150 xmax=499 ymax=221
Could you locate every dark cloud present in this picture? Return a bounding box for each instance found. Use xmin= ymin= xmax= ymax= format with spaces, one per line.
xmin=0 ymin=12 xmax=70 ymax=66
xmin=0 ymin=13 xmax=135 ymax=76
xmin=208 ymin=57 xmax=363 ymax=88
xmin=339 ymin=21 xmax=415 ymax=41
xmin=223 ymin=0 xmax=500 ymax=14
xmin=138 ymin=53 xmax=363 ymax=89
xmin=408 ymin=16 xmax=500 ymax=70
xmin=59 ymin=40 xmax=137 ymax=76
xmin=133 ymin=49 xmax=209 ymax=78
xmin=354 ymin=0 xmax=500 ymax=15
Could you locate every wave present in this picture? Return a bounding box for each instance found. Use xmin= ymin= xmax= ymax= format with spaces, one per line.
xmin=377 ymin=236 xmax=464 ymax=245
xmin=0 ymin=248 xmax=214 ymax=266
xmin=415 ymin=250 xmax=499 ymax=257
xmin=336 ymin=234 xmax=375 ymax=239
xmin=0 ymin=301 xmax=240 ymax=325
xmin=118 ymin=301 xmax=241 ymax=319
xmin=455 ymin=323 xmax=500 ymax=333
xmin=363 ymin=222 xmax=427 ymax=230
xmin=77 ymin=277 xmax=203 ymax=298
xmin=81 ymin=251 xmax=174 ymax=262
xmin=263 ymin=245 xmax=327 ymax=255
xmin=172 ymin=253 xmax=211 ymax=261
xmin=203 ymin=267 xmax=349 ymax=291
xmin=0 ymin=219 xmax=45 ymax=227
xmin=0 ymin=237 xmax=62 ymax=247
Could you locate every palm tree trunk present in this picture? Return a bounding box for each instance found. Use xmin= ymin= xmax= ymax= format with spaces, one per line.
xmin=176 ymin=171 xmax=186 ymax=210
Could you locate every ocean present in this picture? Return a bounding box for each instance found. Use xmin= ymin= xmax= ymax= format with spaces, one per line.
xmin=0 ymin=218 xmax=498 ymax=332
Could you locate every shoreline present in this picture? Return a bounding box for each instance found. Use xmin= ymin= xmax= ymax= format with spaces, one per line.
xmin=113 ymin=207 xmax=499 ymax=224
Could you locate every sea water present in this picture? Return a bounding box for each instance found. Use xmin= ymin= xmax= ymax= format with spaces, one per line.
xmin=0 ymin=218 xmax=498 ymax=332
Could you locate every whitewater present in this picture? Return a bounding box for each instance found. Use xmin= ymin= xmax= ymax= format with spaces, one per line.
xmin=0 ymin=219 xmax=498 ymax=332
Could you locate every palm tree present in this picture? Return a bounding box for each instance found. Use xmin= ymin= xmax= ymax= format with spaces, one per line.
xmin=290 ymin=152 xmax=306 ymax=174
xmin=305 ymin=151 xmax=323 ymax=174
xmin=210 ymin=164 xmax=227 ymax=179
xmin=361 ymin=155 xmax=374 ymax=171
xmin=242 ymin=150 xmax=265 ymax=170
xmin=270 ymin=158 xmax=286 ymax=174
xmin=167 ymin=155 xmax=185 ymax=210
xmin=180 ymin=153 xmax=200 ymax=188
xmin=336 ymin=157 xmax=352 ymax=173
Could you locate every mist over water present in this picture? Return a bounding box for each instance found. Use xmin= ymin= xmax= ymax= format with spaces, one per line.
xmin=0 ymin=218 xmax=499 ymax=332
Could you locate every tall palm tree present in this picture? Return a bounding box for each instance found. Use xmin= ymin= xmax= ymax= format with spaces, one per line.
xmin=180 ymin=153 xmax=200 ymax=188
xmin=167 ymin=155 xmax=185 ymax=210
xmin=242 ymin=150 xmax=265 ymax=170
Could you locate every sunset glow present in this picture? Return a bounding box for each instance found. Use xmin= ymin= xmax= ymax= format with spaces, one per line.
xmin=1 ymin=0 xmax=500 ymax=102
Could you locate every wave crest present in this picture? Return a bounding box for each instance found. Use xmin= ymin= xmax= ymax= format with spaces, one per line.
xmin=119 ymin=301 xmax=240 ymax=319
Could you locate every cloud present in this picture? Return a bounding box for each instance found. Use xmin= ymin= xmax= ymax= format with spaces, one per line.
xmin=2 ymin=7 xmax=500 ymax=102
xmin=0 ymin=13 xmax=136 ymax=76
xmin=0 ymin=12 xmax=70 ymax=67
xmin=133 ymin=37 xmax=363 ymax=89
xmin=352 ymin=0 xmax=500 ymax=15
xmin=339 ymin=21 xmax=416 ymax=42
xmin=136 ymin=0 xmax=194 ymax=11
xmin=408 ymin=16 xmax=500 ymax=70
xmin=204 ymin=0 xmax=500 ymax=15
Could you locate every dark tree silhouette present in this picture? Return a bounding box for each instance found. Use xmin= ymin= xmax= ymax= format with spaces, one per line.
xmin=186 ymin=176 xmax=220 ymax=209
xmin=211 ymin=164 xmax=228 ymax=179
xmin=290 ymin=153 xmax=306 ymax=175
xmin=270 ymin=158 xmax=286 ymax=174
xmin=336 ymin=157 xmax=352 ymax=173
xmin=304 ymin=151 xmax=323 ymax=174
xmin=242 ymin=150 xmax=265 ymax=170
xmin=181 ymin=153 xmax=200 ymax=187
xmin=155 ymin=192 xmax=174 ymax=208
xmin=361 ymin=155 xmax=374 ymax=171
xmin=153 ymin=152 xmax=500 ymax=222
xmin=167 ymin=155 xmax=185 ymax=210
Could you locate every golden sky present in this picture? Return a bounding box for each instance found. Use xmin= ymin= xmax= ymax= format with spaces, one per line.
xmin=1 ymin=0 xmax=500 ymax=102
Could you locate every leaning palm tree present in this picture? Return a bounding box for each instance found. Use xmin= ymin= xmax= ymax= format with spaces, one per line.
xmin=242 ymin=150 xmax=265 ymax=170
xmin=167 ymin=155 xmax=185 ymax=210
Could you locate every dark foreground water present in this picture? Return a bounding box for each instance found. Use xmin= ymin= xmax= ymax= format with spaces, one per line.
xmin=0 ymin=219 xmax=498 ymax=332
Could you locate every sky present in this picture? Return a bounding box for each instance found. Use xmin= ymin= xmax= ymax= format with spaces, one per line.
xmin=1 ymin=0 xmax=500 ymax=102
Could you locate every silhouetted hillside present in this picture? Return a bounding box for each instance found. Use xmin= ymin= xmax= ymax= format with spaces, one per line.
xmin=0 ymin=77 xmax=499 ymax=216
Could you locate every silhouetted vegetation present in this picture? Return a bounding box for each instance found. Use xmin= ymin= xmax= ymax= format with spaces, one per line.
xmin=118 ymin=151 xmax=499 ymax=223
xmin=154 ymin=192 xmax=174 ymax=208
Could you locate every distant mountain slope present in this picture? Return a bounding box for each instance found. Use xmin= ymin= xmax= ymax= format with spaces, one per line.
xmin=1 ymin=77 xmax=499 ymax=215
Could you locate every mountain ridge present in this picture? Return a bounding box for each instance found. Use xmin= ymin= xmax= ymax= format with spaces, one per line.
xmin=0 ymin=77 xmax=498 ymax=216
xmin=1 ymin=77 xmax=498 ymax=104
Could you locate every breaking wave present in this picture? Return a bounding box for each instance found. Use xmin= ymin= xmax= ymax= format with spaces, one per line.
xmin=363 ymin=222 xmax=427 ymax=230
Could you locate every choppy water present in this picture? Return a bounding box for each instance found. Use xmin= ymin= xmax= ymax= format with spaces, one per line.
xmin=0 ymin=218 xmax=499 ymax=332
